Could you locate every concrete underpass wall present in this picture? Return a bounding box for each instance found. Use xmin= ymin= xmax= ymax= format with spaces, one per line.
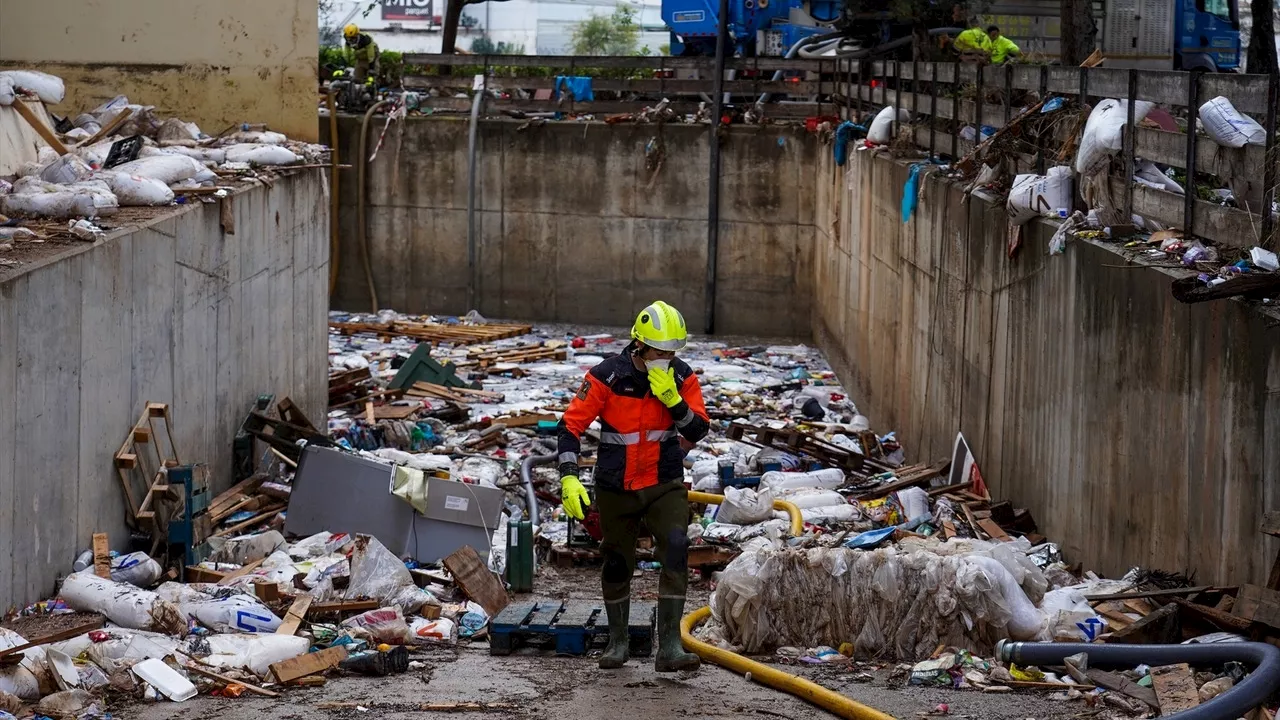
xmin=330 ymin=117 xmax=815 ymax=337
xmin=0 ymin=173 xmax=330 ymax=610
xmin=813 ymin=149 xmax=1280 ymax=586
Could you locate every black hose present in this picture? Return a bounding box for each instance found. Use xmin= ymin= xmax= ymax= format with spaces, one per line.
xmin=996 ymin=640 xmax=1280 ymax=720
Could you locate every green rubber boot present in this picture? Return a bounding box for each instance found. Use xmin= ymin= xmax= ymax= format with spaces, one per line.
xmin=598 ymin=600 xmax=630 ymax=669
xmin=654 ymin=598 xmax=700 ymax=673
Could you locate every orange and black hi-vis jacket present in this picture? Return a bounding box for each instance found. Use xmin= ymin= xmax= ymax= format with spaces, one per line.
xmin=557 ymin=345 xmax=710 ymax=492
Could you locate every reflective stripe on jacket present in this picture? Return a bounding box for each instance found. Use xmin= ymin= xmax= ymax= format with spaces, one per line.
xmin=558 ymin=347 xmax=710 ymax=492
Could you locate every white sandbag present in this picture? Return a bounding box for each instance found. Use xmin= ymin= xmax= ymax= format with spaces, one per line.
xmin=154 ymin=582 xmax=282 ymax=633
xmin=226 ymin=130 xmax=288 ymax=145
xmin=1075 ymin=99 xmax=1154 ymax=176
xmin=161 ymin=146 xmax=227 ymax=164
xmin=208 ymin=530 xmax=286 ymax=566
xmin=190 ymin=634 xmax=308 ymax=677
xmin=110 ymin=551 xmax=164 ymax=587
xmin=84 ymin=630 xmax=181 ymax=675
xmin=0 ymin=76 xmax=13 ymax=106
xmin=39 ymin=155 xmax=92 ymax=184
xmin=0 ymin=187 xmax=116 ymax=219
xmin=799 ymin=504 xmax=862 ymax=524
xmin=0 ymin=70 xmax=65 ymax=104
xmin=868 ymin=106 xmax=911 ymax=145
xmin=110 ymin=154 xmax=206 ymax=185
xmin=60 ymin=573 xmax=187 ymax=636
xmin=773 ymin=488 xmax=845 ymax=510
xmin=717 ymin=486 xmax=775 ymax=525
xmin=1006 ymin=166 xmax=1073 ymax=224
xmin=760 ymin=469 xmax=845 ymax=492
xmin=1198 ymin=96 xmax=1265 ymax=148
xmin=99 ymin=172 xmax=174 ymax=206
xmin=1134 ymin=160 xmax=1184 ymax=194
xmin=223 ymin=144 xmax=302 ymax=166
xmin=0 ymin=628 xmax=47 ymax=700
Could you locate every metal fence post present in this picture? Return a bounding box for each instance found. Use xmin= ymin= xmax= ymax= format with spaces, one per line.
xmin=1003 ymin=65 xmax=1012 ymax=125
xmin=1184 ymin=70 xmax=1201 ymax=239
xmin=1037 ymin=65 xmax=1048 ymax=173
xmin=1261 ymin=71 xmax=1279 ymax=248
xmin=893 ymin=60 xmax=901 ymax=138
xmin=930 ymin=62 xmax=938 ymax=159
xmin=974 ymin=64 xmax=983 ymax=151
xmin=704 ymin=0 xmax=729 ymax=335
xmin=1124 ymin=69 xmax=1138 ymax=221
xmin=854 ymin=61 xmax=863 ymax=119
xmin=950 ymin=64 xmax=958 ymax=161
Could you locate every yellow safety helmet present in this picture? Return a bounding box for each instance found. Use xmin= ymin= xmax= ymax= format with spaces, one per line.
xmin=631 ymin=301 xmax=687 ymax=352
xmin=343 ymin=24 xmax=360 ymax=40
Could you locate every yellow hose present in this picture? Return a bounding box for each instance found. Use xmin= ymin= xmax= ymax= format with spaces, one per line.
xmin=688 ymin=490 xmax=804 ymax=537
xmin=681 ymin=606 xmax=897 ymax=720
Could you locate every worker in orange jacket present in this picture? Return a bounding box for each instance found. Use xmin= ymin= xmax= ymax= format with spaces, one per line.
xmin=558 ymin=301 xmax=709 ymax=672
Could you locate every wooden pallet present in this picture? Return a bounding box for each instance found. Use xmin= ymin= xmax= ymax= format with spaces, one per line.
xmin=489 ymin=599 xmax=655 ymax=656
xmin=461 ymin=343 xmax=568 ymax=368
xmin=114 ymin=403 xmax=182 ymax=540
xmin=725 ymin=422 xmax=865 ymax=472
xmin=330 ymin=320 xmax=533 ymax=346
xmin=404 ymin=381 xmax=504 ymax=404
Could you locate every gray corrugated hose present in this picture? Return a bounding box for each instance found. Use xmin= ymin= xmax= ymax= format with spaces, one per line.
xmin=997 ymin=640 xmax=1280 ymax=720
xmin=519 ymin=442 xmax=558 ymax=530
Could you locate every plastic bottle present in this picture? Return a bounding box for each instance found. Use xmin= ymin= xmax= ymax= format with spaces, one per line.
xmin=760 ymin=468 xmax=845 ymax=492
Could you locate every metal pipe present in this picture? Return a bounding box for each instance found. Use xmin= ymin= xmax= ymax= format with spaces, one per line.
xmin=467 ymin=86 xmax=485 ymax=314
xmin=519 ymin=444 xmax=557 ymax=530
xmin=326 ymin=88 xmax=342 ymax=296
xmin=996 ymin=640 xmax=1280 ymax=720
xmin=705 ymin=0 xmax=729 ymax=335
xmin=357 ymin=99 xmax=391 ymax=313
xmin=1123 ymin=69 xmax=1138 ymax=222
xmin=1184 ymin=70 xmax=1201 ymax=238
xmin=1259 ymin=70 xmax=1278 ymax=248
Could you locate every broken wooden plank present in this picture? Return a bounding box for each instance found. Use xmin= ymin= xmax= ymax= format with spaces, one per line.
xmin=213 ymin=505 xmax=285 ymax=537
xmin=185 ymin=566 xmax=228 ymax=584
xmin=91 ymin=533 xmax=111 ymax=579
xmin=1172 ymin=597 xmax=1253 ymax=632
xmin=1150 ymin=663 xmax=1200 ymax=714
xmin=186 ymin=664 xmax=280 ymax=698
xmin=12 ymin=100 xmax=69 ymax=155
xmin=269 ymin=646 xmax=348 ymax=683
xmin=0 ymin=617 xmax=106 ymax=659
xmin=443 ymin=545 xmax=510 ymax=617
xmin=1085 ymin=586 xmax=1228 ymax=602
xmin=277 ymin=594 xmax=313 ymax=635
xmin=1085 ymin=668 xmax=1159 ymax=708
xmin=977 ymin=518 xmax=1012 ymax=542
xmin=1107 ymin=603 xmax=1181 ymax=644
xmin=215 ymin=557 xmax=267 ymax=586
xmin=1233 ymin=584 xmax=1280 ymax=630
xmin=307 ymin=599 xmax=380 ymax=616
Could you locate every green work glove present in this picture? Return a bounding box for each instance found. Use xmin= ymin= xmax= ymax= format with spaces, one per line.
xmin=561 ymin=475 xmax=590 ymax=521
xmin=648 ymin=366 xmax=682 ymax=408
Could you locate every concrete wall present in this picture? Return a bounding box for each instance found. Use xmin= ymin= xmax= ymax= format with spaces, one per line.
xmin=0 ymin=172 xmax=330 ymax=610
xmin=330 ymin=117 xmax=815 ymax=337
xmin=0 ymin=0 xmax=319 ymax=142
xmin=813 ymin=148 xmax=1280 ymax=586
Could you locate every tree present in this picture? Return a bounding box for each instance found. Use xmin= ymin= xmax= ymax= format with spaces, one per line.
xmin=471 ymin=36 xmax=526 ymax=55
xmin=1246 ymin=0 xmax=1279 ymax=74
xmin=1060 ymin=0 xmax=1097 ymax=65
xmin=318 ymin=0 xmax=341 ymax=47
xmin=571 ymin=6 xmax=641 ymax=56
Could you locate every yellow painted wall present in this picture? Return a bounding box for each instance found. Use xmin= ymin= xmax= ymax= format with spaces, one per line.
xmin=0 ymin=0 xmax=319 ymax=141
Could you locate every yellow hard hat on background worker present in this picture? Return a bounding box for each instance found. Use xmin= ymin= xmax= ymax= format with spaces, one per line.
xmin=343 ymin=24 xmax=360 ymax=41
xmin=630 ymin=301 xmax=688 ymax=352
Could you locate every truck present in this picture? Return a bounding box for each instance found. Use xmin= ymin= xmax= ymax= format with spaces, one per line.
xmin=661 ymin=0 xmax=1242 ymax=72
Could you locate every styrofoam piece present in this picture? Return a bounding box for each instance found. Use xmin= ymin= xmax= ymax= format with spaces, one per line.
xmin=130 ymin=658 xmax=197 ymax=702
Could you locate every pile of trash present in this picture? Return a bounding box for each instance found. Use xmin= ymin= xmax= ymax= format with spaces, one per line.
xmin=0 ymin=69 xmax=328 ymax=230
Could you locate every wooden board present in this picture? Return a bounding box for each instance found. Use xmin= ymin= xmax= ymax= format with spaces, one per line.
xmin=185 ymin=566 xmax=227 ymax=584
xmin=186 ymin=664 xmax=280 ymax=697
xmin=977 ymin=519 xmax=1012 ymax=542
xmin=0 ymin=617 xmax=105 ymax=659
xmin=276 ymin=594 xmax=313 ymax=635
xmin=443 ymin=545 xmax=510 ymax=617
xmin=215 ymin=557 xmax=266 ymax=586
xmin=1150 ymin=663 xmax=1200 ymax=714
xmin=91 ymin=533 xmax=111 ymax=579
xmin=1233 ymin=584 xmax=1280 ymax=629
xmin=269 ymin=645 xmax=348 ymax=683
xmin=490 ymin=413 xmax=556 ymax=428
xmin=373 ymin=404 xmax=420 ymax=420
xmin=308 ymin=599 xmax=381 ymax=616
xmin=1085 ymin=586 xmax=1228 ymax=602
xmin=1085 ymin=668 xmax=1159 ymax=708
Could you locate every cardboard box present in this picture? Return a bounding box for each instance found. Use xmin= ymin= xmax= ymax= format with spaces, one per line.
xmin=405 ymin=477 xmax=504 ymax=564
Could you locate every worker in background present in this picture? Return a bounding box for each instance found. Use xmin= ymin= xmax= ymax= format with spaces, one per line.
xmin=987 ymin=26 xmax=1021 ymax=64
xmin=344 ymin=24 xmax=380 ymax=85
xmin=953 ymin=17 xmax=993 ymax=58
xmin=558 ymin=301 xmax=710 ymax=673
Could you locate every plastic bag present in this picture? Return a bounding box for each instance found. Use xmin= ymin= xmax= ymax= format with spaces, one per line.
xmin=190 ymin=634 xmax=308 ymax=678
xmin=209 ymin=530 xmax=286 ymax=566
xmin=0 ymin=70 xmax=66 ymax=104
xmin=408 ymin=616 xmax=457 ymax=644
xmin=964 ymin=555 xmax=1040 ymax=639
xmin=154 ymin=582 xmax=282 ymax=633
xmin=60 ymin=573 xmax=187 ymax=636
xmin=1006 ymin=166 xmax=1073 ymax=224
xmin=342 ymin=607 xmax=410 ymax=644
xmin=223 ymin=144 xmax=301 ymax=166
xmin=1198 ymin=96 xmax=1265 ymax=148
xmin=1075 ymin=99 xmax=1154 ymax=176
xmin=110 ymin=155 xmax=206 ymax=185
xmin=40 ymin=155 xmax=92 ymax=185
xmin=868 ymin=106 xmax=911 ymax=145
xmin=1133 ymin=161 xmax=1184 ymax=195
xmin=98 ymin=172 xmax=174 ymax=206
xmin=717 ymin=486 xmax=775 ymax=525
xmin=346 ymin=535 xmax=434 ymax=613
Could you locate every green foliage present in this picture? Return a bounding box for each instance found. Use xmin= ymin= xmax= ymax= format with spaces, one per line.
xmin=571 ymin=6 xmax=641 ymax=56
xmin=470 ymin=36 xmax=527 ymax=55
xmin=379 ymin=50 xmax=405 ymax=86
xmin=321 ymin=46 xmax=354 ymax=69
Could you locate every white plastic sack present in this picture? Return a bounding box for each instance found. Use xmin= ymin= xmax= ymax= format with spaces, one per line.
xmin=1198 ymin=96 xmax=1265 ymax=148
xmin=0 ymin=76 xmax=14 ymax=106
xmin=223 ymin=144 xmax=302 ymax=167
xmin=226 ymin=131 xmax=288 ymax=145
xmin=1075 ymin=99 xmax=1154 ymax=176
xmin=717 ymin=486 xmax=775 ymax=525
xmin=965 ymin=555 xmax=1041 ymax=640
xmin=868 ymin=106 xmax=912 ymax=145
xmin=799 ymin=504 xmax=862 ymax=524
xmin=110 ymin=552 xmax=164 ymax=587
xmin=773 ymin=488 xmax=845 ymax=510
xmin=346 ymin=535 xmax=434 ymax=613
xmin=760 ymin=469 xmax=845 ymax=492
xmin=60 ymin=573 xmax=187 ymax=636
xmin=190 ymin=634 xmax=308 ymax=677
xmin=408 ymin=616 xmax=457 ymax=645
xmin=154 ymin=582 xmax=282 ymax=633
xmin=110 ymin=155 xmax=206 ymax=185
xmin=895 ymin=486 xmax=932 ymax=525
xmin=1006 ymin=166 xmax=1073 ymax=224
xmin=99 ymin=172 xmax=174 ymax=206
xmin=83 ymin=630 xmax=181 ymax=675
xmin=161 ymin=146 xmax=227 ymax=164
xmin=341 ymin=607 xmax=410 ymax=644
xmin=0 ymin=70 xmax=65 ymax=104
xmin=0 ymin=187 xmax=117 ymax=219
xmin=0 ymin=628 xmax=47 ymax=700
xmin=208 ymin=530 xmax=286 ymax=566
xmin=1134 ymin=160 xmax=1184 ymax=195
xmin=39 ymin=155 xmax=92 ymax=184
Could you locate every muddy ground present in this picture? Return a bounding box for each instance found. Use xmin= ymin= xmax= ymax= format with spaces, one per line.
xmin=116 ymin=567 xmax=1082 ymax=720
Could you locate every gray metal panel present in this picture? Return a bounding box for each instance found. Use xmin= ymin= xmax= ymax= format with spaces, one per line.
xmin=422 ymin=477 xmax=505 ymax=529
xmin=285 ymin=443 xmax=413 ymax=551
